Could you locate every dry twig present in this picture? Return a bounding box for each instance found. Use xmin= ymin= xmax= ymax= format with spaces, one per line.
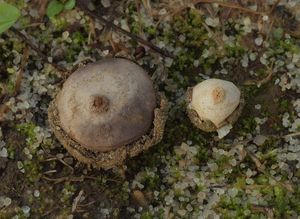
xmin=244 ymin=61 xmax=274 ymax=86
xmin=251 ymin=204 xmax=274 ymax=219
xmin=43 ymin=170 xmax=57 ymax=175
xmin=14 ymin=47 xmax=29 ymax=96
xmin=270 ymin=0 xmax=282 ymax=14
xmin=42 ymin=175 xmax=95 ymax=184
xmin=42 ymin=207 xmax=59 ymax=217
xmin=10 ymin=27 xmax=69 ymax=74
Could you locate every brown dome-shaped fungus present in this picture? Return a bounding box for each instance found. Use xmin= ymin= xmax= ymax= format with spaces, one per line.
xmin=48 ymin=58 xmax=167 ymax=169
xmin=186 ymin=79 xmax=244 ymax=134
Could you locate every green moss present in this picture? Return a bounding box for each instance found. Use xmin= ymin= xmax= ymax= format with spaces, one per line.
xmin=145 ymin=26 xmax=156 ymax=36
xmin=256 ymin=175 xmax=269 ymax=185
xmin=217 ymin=195 xmax=250 ymax=218
xmin=39 ymin=30 xmax=54 ymax=45
xmin=23 ymin=160 xmax=42 ymax=182
xmin=71 ymin=31 xmax=85 ymax=45
xmin=6 ymin=142 xmax=15 ymax=159
xmin=224 ymin=44 xmax=245 ymax=57
xmin=195 ymin=146 xmax=209 ymax=164
xmin=273 ymin=185 xmax=288 ymax=216
xmin=141 ymin=174 xmax=160 ymax=190
xmin=65 ymin=48 xmax=77 ymax=62
xmin=7 ymin=79 xmax=15 ymax=95
xmin=94 ymin=175 xmax=129 ymax=207
xmin=50 ymin=16 xmax=68 ymax=30
xmin=61 ymin=184 xmax=75 ymax=203
xmin=235 ymin=177 xmax=246 ymax=189
xmin=16 ymin=123 xmax=37 ymax=146
xmin=272 ymin=36 xmax=300 ymax=55
xmin=11 ymin=40 xmax=24 ymax=53
xmin=174 ymin=52 xmax=195 ymax=71
xmin=167 ymin=9 xmax=215 ymax=73
xmin=141 ymin=211 xmax=153 ymax=219
xmin=272 ymin=28 xmax=284 ymax=40
xmin=240 ymin=117 xmax=257 ymax=134
xmin=126 ymin=2 xmax=140 ymax=35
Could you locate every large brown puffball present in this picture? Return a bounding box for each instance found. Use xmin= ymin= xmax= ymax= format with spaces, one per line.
xmin=48 ymin=58 xmax=167 ymax=169
xmin=56 ymin=58 xmax=156 ymax=152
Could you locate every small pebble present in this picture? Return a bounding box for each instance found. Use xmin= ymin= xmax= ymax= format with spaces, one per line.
xmin=101 ymin=0 xmax=111 ymax=8
xmin=253 ymin=135 xmax=268 ymax=146
xmin=0 ymin=148 xmax=8 ymax=158
xmin=254 ymin=104 xmax=261 ymax=110
xmin=286 ymin=152 xmax=297 ymax=161
xmin=178 ymin=209 xmax=187 ymax=216
xmin=21 ymin=205 xmax=30 ymax=214
xmin=205 ymin=17 xmax=219 ymax=27
xmin=255 ymin=37 xmax=263 ymax=46
xmin=34 ymin=190 xmax=40 ymax=198
xmin=0 ymin=196 xmax=12 ymax=208
xmin=262 ymin=15 xmax=269 ymax=21
xmin=217 ymin=124 xmax=232 ymax=139
xmin=132 ymin=190 xmax=148 ymax=207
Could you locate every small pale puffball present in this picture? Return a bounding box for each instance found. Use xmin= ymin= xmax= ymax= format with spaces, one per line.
xmin=190 ymin=79 xmax=241 ymax=128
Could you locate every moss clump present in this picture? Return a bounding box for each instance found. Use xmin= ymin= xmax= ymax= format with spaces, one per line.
xmin=16 ymin=123 xmax=37 ymax=145
xmin=239 ymin=117 xmax=257 ymax=134
xmin=50 ymin=16 xmax=68 ymax=30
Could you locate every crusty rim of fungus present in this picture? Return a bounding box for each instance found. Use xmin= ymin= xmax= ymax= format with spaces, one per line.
xmin=48 ymin=92 xmax=168 ymax=170
xmin=186 ymin=87 xmax=245 ymax=132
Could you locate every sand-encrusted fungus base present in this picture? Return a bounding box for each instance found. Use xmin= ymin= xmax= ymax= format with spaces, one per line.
xmin=48 ymin=93 xmax=168 ymax=170
xmin=186 ymin=87 xmax=245 ymax=132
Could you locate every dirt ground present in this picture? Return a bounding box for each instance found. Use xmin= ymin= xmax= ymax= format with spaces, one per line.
xmin=0 ymin=0 xmax=300 ymax=218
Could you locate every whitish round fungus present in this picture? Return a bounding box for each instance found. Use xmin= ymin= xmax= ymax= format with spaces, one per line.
xmin=186 ymin=79 xmax=244 ymax=136
xmin=48 ymin=58 xmax=167 ymax=169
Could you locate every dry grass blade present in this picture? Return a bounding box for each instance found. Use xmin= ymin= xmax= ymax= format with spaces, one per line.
xmin=72 ymin=190 xmax=84 ymax=212
xmin=37 ymin=0 xmax=48 ymax=20
xmin=283 ymin=132 xmax=300 ymax=138
xmin=244 ymin=147 xmax=265 ymax=171
xmin=0 ymin=104 xmax=10 ymax=122
xmin=77 ymin=201 xmax=96 ymax=207
xmin=41 ymin=207 xmax=59 ymax=217
xmin=201 ymin=21 xmax=224 ymax=47
xmin=43 ymin=170 xmax=57 ymax=175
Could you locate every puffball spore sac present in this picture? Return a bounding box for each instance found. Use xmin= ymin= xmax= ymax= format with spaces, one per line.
xmin=48 ymin=58 xmax=167 ymax=169
xmin=187 ymin=79 xmax=244 ymax=133
xmin=55 ymin=58 xmax=156 ymax=153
